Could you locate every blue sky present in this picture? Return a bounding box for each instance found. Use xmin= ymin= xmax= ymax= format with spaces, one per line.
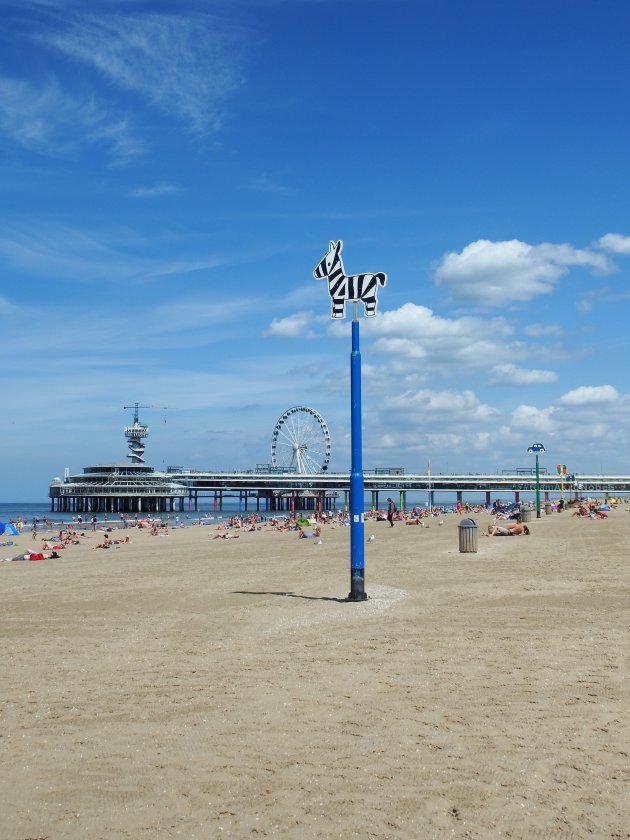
xmin=1 ymin=0 xmax=630 ymax=500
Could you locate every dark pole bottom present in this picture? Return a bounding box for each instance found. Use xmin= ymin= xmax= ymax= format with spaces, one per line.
xmin=347 ymin=569 xmax=368 ymax=602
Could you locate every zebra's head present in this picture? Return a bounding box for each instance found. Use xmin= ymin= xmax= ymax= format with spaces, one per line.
xmin=313 ymin=240 xmax=343 ymax=279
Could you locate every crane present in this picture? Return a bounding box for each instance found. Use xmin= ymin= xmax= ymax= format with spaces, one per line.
xmin=123 ymin=403 xmax=169 ymax=424
xmin=122 ymin=403 xmax=169 ymax=463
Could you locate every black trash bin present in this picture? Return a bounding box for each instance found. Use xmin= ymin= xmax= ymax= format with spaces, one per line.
xmin=458 ymin=518 xmax=478 ymax=553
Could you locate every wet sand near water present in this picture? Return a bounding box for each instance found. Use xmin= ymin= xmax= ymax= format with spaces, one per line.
xmin=1 ymin=509 xmax=628 ymax=839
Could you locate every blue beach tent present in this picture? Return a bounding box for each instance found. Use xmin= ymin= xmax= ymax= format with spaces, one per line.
xmin=0 ymin=522 xmax=19 ymax=536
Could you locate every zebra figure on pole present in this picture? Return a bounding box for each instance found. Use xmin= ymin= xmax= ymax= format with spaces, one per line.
xmin=313 ymin=240 xmax=387 ymax=319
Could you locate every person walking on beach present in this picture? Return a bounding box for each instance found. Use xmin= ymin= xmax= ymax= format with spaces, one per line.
xmin=387 ymin=498 xmax=397 ymax=528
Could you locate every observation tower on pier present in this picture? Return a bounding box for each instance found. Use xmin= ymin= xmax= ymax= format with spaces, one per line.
xmin=124 ymin=403 xmax=150 ymax=463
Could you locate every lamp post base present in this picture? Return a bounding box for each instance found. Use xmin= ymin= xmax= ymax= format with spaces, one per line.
xmin=347 ymin=570 xmax=367 ymax=602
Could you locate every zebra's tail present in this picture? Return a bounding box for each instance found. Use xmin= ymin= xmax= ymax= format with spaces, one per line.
xmin=375 ymin=272 xmax=387 ymax=286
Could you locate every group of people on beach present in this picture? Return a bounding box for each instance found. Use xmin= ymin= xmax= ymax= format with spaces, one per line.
xmin=571 ymin=503 xmax=609 ymax=519
xmin=2 ymin=520 xmax=135 ymax=561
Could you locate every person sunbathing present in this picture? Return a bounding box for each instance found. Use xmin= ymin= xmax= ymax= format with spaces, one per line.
xmin=94 ymin=535 xmax=111 ymax=549
xmin=298 ymin=526 xmax=321 ymax=539
xmin=487 ymin=522 xmax=530 ymax=536
xmin=212 ymin=532 xmax=240 ymax=539
xmin=3 ymin=550 xmax=59 ymax=561
xmin=572 ymin=505 xmax=588 ymax=517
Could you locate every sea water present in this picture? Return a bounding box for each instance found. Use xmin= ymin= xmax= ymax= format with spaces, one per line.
xmin=0 ymin=492 xmax=560 ymax=530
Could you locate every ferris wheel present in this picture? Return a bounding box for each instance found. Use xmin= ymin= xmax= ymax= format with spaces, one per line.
xmin=270 ymin=406 xmax=332 ymax=474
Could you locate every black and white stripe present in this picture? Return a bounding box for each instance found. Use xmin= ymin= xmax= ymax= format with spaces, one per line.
xmin=313 ymin=241 xmax=387 ymax=319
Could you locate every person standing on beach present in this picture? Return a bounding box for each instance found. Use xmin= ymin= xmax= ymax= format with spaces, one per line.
xmin=387 ymin=498 xmax=397 ymax=528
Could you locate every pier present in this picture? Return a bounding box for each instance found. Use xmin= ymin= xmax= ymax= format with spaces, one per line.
xmin=49 ymin=466 xmax=630 ymax=514
xmin=48 ymin=408 xmax=630 ymax=514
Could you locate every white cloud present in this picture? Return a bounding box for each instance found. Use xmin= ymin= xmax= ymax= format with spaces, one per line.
xmin=385 ymin=388 xmax=499 ymax=423
xmin=265 ymin=311 xmax=325 ymax=338
xmin=361 ymin=302 xmax=515 ymax=370
xmin=509 ymin=404 xmax=557 ymax=433
xmin=558 ymin=385 xmax=619 ymax=406
xmin=434 ymin=239 xmax=611 ymax=308
xmin=490 ymin=363 xmax=558 ymax=385
xmin=473 ymin=432 xmax=491 ymax=451
xmin=597 ymin=233 xmax=630 ymax=255
xmin=576 ymin=299 xmax=592 ymax=315
xmin=42 ymin=12 xmax=245 ymax=135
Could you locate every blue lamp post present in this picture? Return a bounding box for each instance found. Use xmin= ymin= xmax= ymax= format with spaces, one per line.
xmin=349 ymin=311 xmax=365 ymax=600
xmin=527 ymin=443 xmax=546 ymax=518
xmin=313 ymin=241 xmax=387 ymax=601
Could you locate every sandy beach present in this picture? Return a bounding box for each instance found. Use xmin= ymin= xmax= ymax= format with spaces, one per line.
xmin=1 ymin=508 xmax=628 ymax=839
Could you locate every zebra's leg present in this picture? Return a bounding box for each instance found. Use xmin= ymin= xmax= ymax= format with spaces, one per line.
xmin=331 ymin=298 xmax=345 ymax=318
xmin=363 ymin=298 xmax=377 ymax=316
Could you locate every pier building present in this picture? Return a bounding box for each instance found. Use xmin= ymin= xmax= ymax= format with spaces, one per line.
xmin=49 ymin=406 xmax=187 ymax=514
xmin=49 ymin=464 xmax=187 ymax=514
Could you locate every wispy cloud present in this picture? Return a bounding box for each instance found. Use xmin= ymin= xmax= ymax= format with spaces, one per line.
xmin=41 ymin=12 xmax=246 ymax=135
xmin=129 ymin=182 xmax=180 ymax=199
xmin=247 ymin=172 xmax=295 ymax=194
xmin=0 ymin=75 xmax=141 ymax=160
xmin=0 ymin=224 xmax=224 ymax=285
xmin=0 ymin=296 xmax=18 ymax=314
xmin=489 ymin=363 xmax=558 ymax=385
xmin=523 ymin=322 xmax=563 ymax=337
